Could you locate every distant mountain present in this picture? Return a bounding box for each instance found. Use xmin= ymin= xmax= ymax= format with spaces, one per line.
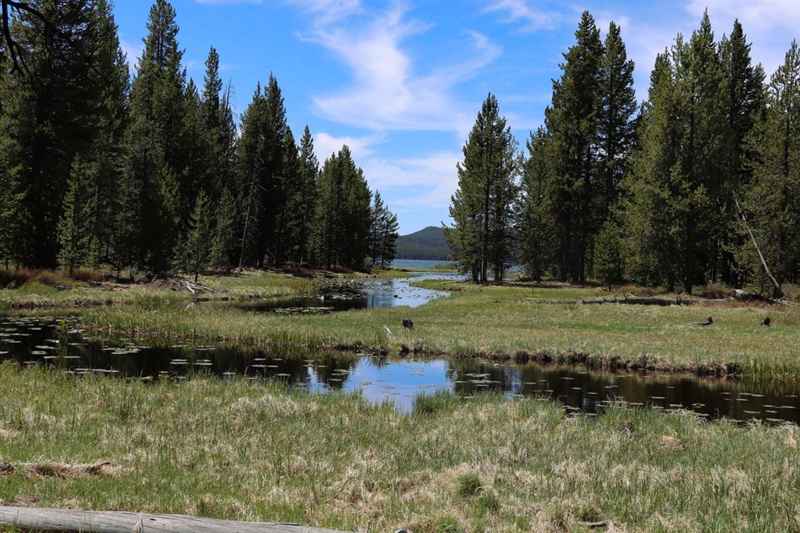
xmin=396 ymin=226 xmax=451 ymax=260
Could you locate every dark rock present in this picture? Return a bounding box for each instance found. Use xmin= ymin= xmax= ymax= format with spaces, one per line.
xmin=399 ymin=344 xmax=410 ymax=356
xmin=402 ymin=319 xmax=414 ymax=330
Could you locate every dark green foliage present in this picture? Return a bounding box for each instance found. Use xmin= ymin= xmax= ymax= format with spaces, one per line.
xmin=58 ymin=157 xmax=96 ymax=274
xmin=369 ymin=192 xmax=399 ymax=267
xmin=0 ymin=0 xmax=128 ymax=268
xmin=598 ymin=21 xmax=637 ymax=221
xmin=182 ymin=191 xmax=212 ymax=282
xmin=517 ymin=127 xmax=556 ymax=280
xmin=446 ymin=93 xmax=517 ymax=282
xmin=210 ymin=187 xmax=238 ymax=269
xmin=312 ymin=146 xmax=373 ymax=269
xmin=737 ymin=40 xmax=800 ymax=292
xmin=0 ymin=0 xmax=380 ymax=277
xmin=395 ymin=226 xmax=450 ymax=260
xmin=546 ymin=11 xmax=604 ymax=282
xmin=594 ymin=220 xmax=625 ymax=288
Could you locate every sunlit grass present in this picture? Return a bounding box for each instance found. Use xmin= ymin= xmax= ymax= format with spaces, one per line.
xmin=0 ymin=364 xmax=798 ymax=532
xmin=69 ymin=279 xmax=800 ymax=379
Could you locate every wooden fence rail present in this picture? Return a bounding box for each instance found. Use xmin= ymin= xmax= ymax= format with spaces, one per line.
xmin=0 ymin=506 xmax=345 ymax=533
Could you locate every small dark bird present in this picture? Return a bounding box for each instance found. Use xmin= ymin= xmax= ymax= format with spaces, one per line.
xmin=698 ymin=316 xmax=714 ymax=327
xmin=762 ymin=317 xmax=771 ymax=327
xmin=402 ymin=319 xmax=414 ymax=330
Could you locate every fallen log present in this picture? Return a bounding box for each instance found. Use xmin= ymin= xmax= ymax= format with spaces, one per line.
xmin=0 ymin=506 xmax=344 ymax=533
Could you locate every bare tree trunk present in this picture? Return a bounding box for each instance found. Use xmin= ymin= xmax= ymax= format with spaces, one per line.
xmin=734 ymin=195 xmax=783 ymax=298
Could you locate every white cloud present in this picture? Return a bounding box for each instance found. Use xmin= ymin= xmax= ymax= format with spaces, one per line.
xmin=299 ymin=3 xmax=501 ymax=134
xmin=686 ymin=0 xmax=800 ymax=31
xmin=287 ymin=0 xmax=362 ymax=25
xmin=314 ymin=131 xmax=380 ymax=161
xmin=313 ymin=132 xmax=460 ymax=209
xmin=685 ymin=0 xmax=800 ymax=73
xmin=484 ymin=0 xmax=559 ymax=31
xmin=121 ymin=39 xmax=144 ymax=68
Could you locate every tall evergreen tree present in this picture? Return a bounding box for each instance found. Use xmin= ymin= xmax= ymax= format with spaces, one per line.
xmin=0 ymin=0 xmax=127 ymax=268
xmin=124 ymin=0 xmax=188 ymax=274
xmin=598 ymin=21 xmax=637 ymax=222
xmin=290 ymin=126 xmax=319 ymax=264
xmin=183 ymin=190 xmax=212 ymax=282
xmin=517 ymin=127 xmax=556 ymax=280
xmin=737 ymin=40 xmax=800 ymax=293
xmin=446 ymin=93 xmax=517 ymax=282
xmin=58 ymin=156 xmax=95 ymax=275
xmin=312 ymin=146 xmax=372 ymax=269
xmin=717 ymin=20 xmax=766 ymax=283
xmin=546 ymin=11 xmax=604 ymax=282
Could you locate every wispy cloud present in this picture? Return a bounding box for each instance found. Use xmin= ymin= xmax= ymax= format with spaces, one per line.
xmin=298 ymin=3 xmax=500 ymax=134
xmin=314 ymin=131 xmax=460 ymax=211
xmin=484 ymin=0 xmax=559 ymax=31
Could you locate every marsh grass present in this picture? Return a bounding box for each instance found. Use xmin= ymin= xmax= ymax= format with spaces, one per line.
xmin=0 ymin=364 xmax=799 ymax=532
xmin=69 ymin=279 xmax=800 ymax=377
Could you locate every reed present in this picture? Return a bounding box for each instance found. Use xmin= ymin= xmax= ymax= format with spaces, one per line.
xmin=0 ymin=364 xmax=798 ymax=532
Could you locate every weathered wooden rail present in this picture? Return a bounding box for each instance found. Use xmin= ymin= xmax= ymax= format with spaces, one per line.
xmin=0 ymin=506 xmax=345 ymax=533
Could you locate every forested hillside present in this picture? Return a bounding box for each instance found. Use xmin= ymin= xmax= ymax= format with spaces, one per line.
xmin=396 ymin=227 xmax=450 ymax=260
xmin=448 ymin=11 xmax=799 ymax=296
xmin=0 ymin=0 xmax=399 ymax=277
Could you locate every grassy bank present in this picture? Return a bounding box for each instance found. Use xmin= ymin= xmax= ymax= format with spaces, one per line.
xmin=69 ymin=278 xmax=800 ymax=380
xmin=0 ymin=364 xmax=797 ymax=532
xmin=3 ymin=269 xmax=799 ymax=378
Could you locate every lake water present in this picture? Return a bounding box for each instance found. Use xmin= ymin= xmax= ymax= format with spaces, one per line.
xmin=239 ymin=271 xmax=459 ymax=313
xmin=2 ymin=315 xmax=799 ymax=423
xmin=391 ymin=259 xmax=456 ymax=270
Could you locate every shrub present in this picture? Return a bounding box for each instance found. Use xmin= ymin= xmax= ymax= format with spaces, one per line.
xmin=456 ymin=473 xmax=482 ymax=498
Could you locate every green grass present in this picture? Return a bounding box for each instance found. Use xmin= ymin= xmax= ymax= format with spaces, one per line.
xmin=3 ymin=271 xmax=799 ymax=378
xmin=66 ymin=279 xmax=800 ymax=379
xmin=0 ymin=364 xmax=798 ymax=532
xmin=0 ymin=270 xmax=316 ymax=311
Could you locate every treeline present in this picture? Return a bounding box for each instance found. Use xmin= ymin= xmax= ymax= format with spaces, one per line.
xmin=0 ymin=0 xmax=398 ymax=277
xmin=448 ymin=11 xmax=799 ymax=295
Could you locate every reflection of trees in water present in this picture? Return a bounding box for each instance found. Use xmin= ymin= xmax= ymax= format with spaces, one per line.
xmin=311 ymin=354 xmax=358 ymax=390
xmin=446 ymin=359 xmax=512 ymax=395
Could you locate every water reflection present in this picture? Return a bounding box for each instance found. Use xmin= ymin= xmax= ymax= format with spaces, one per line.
xmin=2 ymin=316 xmax=799 ymax=423
xmin=237 ymin=272 xmax=456 ymax=314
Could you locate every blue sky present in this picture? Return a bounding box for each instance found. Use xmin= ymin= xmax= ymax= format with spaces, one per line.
xmin=113 ymin=0 xmax=800 ymax=234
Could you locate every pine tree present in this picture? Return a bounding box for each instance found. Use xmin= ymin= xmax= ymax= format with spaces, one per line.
xmin=369 ymin=192 xmax=387 ymax=265
xmin=0 ymin=0 xmax=127 ymax=268
xmin=517 ymin=127 xmax=556 ymax=280
xmin=594 ymin=220 xmax=624 ymax=288
xmin=124 ymin=0 xmax=189 ymax=274
xmin=380 ymin=210 xmax=400 ymax=267
xmin=446 ymin=93 xmax=517 ymax=282
xmin=598 ymin=21 xmax=637 ymax=222
xmin=717 ymin=20 xmax=766 ymax=284
xmin=293 ymin=126 xmax=318 ymax=264
xmin=547 ymin=11 xmax=604 ymax=282
xmin=236 ymin=84 xmax=266 ymax=267
xmin=623 ymin=52 xmax=685 ymax=289
xmin=58 ymin=157 xmax=96 ymax=275
xmin=184 ymin=191 xmax=212 ymax=282
xmin=211 ymin=186 xmax=237 ymax=269
xmin=737 ymin=40 xmax=800 ymax=293
xmin=311 ymin=146 xmax=373 ymax=269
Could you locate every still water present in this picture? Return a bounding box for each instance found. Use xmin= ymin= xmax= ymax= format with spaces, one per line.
xmin=2 ymin=316 xmax=799 ymax=423
xmin=239 ymin=272 xmax=457 ymax=313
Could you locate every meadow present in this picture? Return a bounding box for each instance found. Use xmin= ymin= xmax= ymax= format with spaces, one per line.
xmin=11 ymin=270 xmax=788 ymax=382
xmin=1 ymin=364 xmax=798 ymax=533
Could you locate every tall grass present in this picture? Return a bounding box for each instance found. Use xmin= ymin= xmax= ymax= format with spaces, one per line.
xmin=0 ymin=364 xmax=798 ymax=531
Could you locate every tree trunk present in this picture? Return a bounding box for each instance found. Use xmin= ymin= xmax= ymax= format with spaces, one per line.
xmin=0 ymin=506 xmax=343 ymax=533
